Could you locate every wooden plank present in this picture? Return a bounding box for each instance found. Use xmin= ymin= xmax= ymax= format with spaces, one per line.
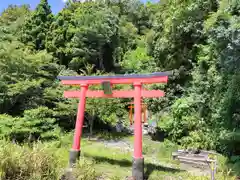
xmin=178 ymin=160 xmax=211 ymax=168
xmin=64 ymin=90 xmax=165 ymax=98
xmin=175 ymin=156 xmax=216 ymax=163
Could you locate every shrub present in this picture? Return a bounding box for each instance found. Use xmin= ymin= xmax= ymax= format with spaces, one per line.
xmin=0 ymin=140 xmax=101 ymax=180
xmin=0 ymin=141 xmax=59 ymax=180
xmin=73 ymin=159 xmax=99 ymax=180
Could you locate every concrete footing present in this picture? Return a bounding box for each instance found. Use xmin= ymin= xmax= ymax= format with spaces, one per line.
xmin=60 ymin=168 xmax=76 ymax=180
xmin=132 ymin=157 xmax=144 ymax=180
xmin=60 ymin=150 xmax=80 ymax=180
xmin=69 ymin=149 xmax=80 ymax=168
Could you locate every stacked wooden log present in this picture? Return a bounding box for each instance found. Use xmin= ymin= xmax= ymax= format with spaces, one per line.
xmin=172 ymin=149 xmax=217 ymax=179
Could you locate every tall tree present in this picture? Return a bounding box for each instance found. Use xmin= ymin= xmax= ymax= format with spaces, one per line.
xmin=0 ymin=4 xmax=30 ymax=26
xmin=0 ymin=5 xmax=30 ymax=41
xmin=69 ymin=2 xmax=119 ymax=72
xmin=20 ymin=0 xmax=53 ymax=50
xmin=46 ymin=2 xmax=80 ymax=67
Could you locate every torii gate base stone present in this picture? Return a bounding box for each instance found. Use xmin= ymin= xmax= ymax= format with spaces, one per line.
xmin=58 ymin=72 xmax=169 ymax=180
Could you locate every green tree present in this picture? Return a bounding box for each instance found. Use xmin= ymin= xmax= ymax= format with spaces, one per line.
xmin=0 ymin=5 xmax=30 ymax=42
xmin=70 ymin=3 xmax=119 ymax=72
xmin=160 ymin=0 xmax=240 ymax=156
xmin=121 ymin=38 xmax=156 ymax=73
xmin=20 ymin=0 xmax=53 ymax=50
xmin=46 ymin=2 xmax=81 ymax=66
xmin=0 ymin=4 xmax=30 ymax=26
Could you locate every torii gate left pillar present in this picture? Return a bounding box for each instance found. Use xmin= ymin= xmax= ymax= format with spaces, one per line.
xmin=58 ymin=72 xmax=169 ymax=180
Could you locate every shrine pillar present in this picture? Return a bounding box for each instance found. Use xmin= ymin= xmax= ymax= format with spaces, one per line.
xmin=132 ymin=82 xmax=144 ymax=179
xmin=69 ymin=84 xmax=88 ymax=167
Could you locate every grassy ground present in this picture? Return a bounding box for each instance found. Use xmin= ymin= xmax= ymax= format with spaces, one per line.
xmin=53 ymin=132 xmax=235 ymax=179
xmin=0 ymin=132 xmax=237 ymax=179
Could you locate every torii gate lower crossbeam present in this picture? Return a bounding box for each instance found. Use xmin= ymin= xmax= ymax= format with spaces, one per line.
xmin=58 ymin=72 xmax=169 ymax=180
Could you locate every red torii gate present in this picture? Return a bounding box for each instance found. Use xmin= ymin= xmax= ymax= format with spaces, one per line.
xmin=58 ymin=72 xmax=169 ymax=180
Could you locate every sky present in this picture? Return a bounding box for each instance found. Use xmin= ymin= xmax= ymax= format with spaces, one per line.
xmin=0 ymin=0 xmax=66 ymax=14
xmin=0 ymin=0 xmax=153 ymax=15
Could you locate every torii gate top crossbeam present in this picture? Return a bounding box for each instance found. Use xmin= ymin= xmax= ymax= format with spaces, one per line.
xmin=57 ymin=72 xmax=170 ymax=85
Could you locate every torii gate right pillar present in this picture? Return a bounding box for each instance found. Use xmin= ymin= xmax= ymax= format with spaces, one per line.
xmin=132 ymin=82 xmax=144 ymax=179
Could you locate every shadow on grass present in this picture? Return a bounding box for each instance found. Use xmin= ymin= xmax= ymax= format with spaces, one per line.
xmin=84 ymin=154 xmax=183 ymax=179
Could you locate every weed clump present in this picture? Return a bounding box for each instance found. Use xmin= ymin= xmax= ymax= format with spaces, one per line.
xmin=0 ymin=141 xmax=59 ymax=180
xmin=0 ymin=140 xmax=99 ymax=180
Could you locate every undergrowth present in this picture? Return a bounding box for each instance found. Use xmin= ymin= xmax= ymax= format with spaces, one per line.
xmin=0 ymin=140 xmax=99 ymax=180
xmin=0 ymin=134 xmax=238 ymax=180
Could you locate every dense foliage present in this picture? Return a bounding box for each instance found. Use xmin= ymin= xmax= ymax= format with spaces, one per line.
xmin=1 ymin=0 xmax=240 ymax=171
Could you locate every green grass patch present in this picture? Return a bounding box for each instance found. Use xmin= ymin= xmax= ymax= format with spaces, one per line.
xmin=0 ymin=133 xmax=237 ymax=179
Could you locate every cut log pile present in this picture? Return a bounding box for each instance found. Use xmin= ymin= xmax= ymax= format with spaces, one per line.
xmin=172 ymin=150 xmax=217 ymax=179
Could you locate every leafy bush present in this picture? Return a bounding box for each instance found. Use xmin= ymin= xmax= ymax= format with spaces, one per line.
xmin=72 ymin=159 xmax=99 ymax=180
xmin=0 ymin=141 xmax=59 ymax=180
xmin=0 ymin=107 xmax=61 ymax=143
xmin=0 ymin=140 xmax=100 ymax=180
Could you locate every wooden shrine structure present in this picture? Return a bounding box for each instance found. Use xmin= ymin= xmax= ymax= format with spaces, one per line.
xmin=128 ymin=101 xmax=148 ymax=125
